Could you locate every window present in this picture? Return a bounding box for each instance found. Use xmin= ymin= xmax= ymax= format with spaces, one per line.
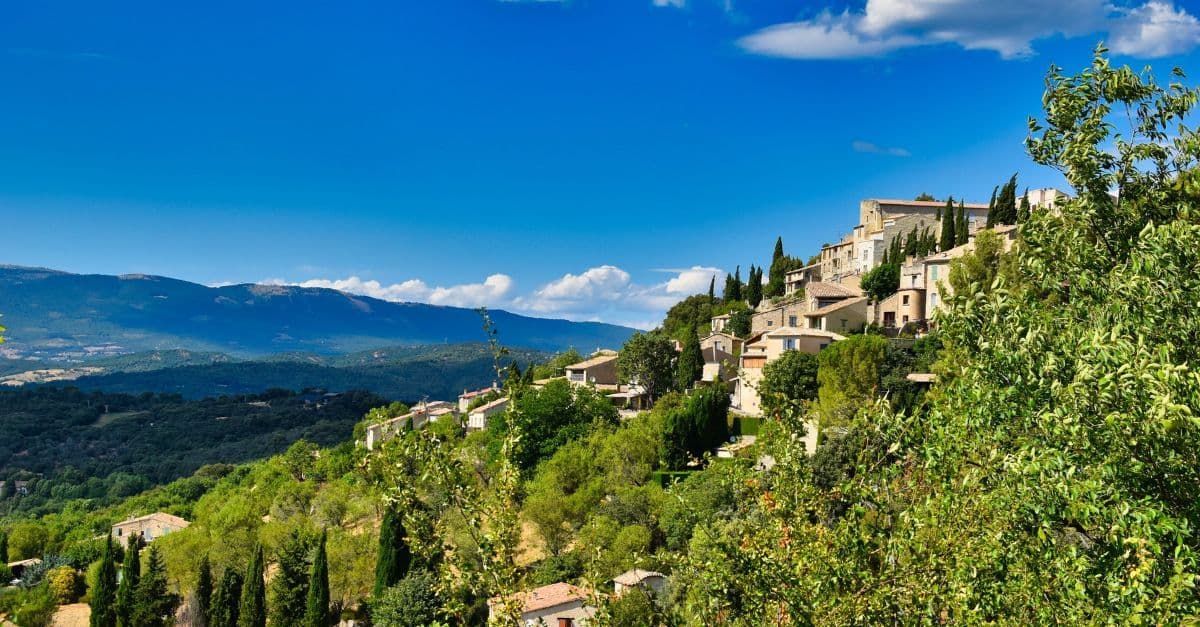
xmin=783 ymin=338 xmax=796 ymax=350
xmin=930 ymin=265 xmax=938 ymax=280
xmin=930 ymin=292 xmax=939 ymax=308
xmin=840 ymin=318 xmax=848 ymax=329
xmin=819 ymin=343 xmax=830 ymax=351
xmin=715 ymin=341 xmax=724 ymax=352
xmin=902 ymin=315 xmax=909 ymax=324
xmin=767 ymin=320 xmax=773 ymax=327
xmin=902 ymin=295 xmax=909 ymax=305
xmin=788 ymin=315 xmax=797 ymax=326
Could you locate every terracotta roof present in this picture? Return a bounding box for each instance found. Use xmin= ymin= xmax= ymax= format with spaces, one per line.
xmin=872 ymin=198 xmax=990 ymax=209
xmin=805 ymin=282 xmax=860 ymax=298
xmin=493 ymin=582 xmax=589 ymax=613
xmin=565 ymin=353 xmax=619 ymax=371
xmin=113 ymin=512 xmax=190 ymax=529
xmin=459 ymin=385 xmax=497 ymax=400
xmin=805 ymin=297 xmax=868 ymax=318
xmin=613 ymin=569 xmax=665 ymax=586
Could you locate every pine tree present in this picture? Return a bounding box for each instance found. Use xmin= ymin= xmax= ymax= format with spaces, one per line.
xmin=115 ymin=535 xmax=141 ymax=627
xmin=939 ymin=198 xmax=956 ymax=251
xmin=374 ymin=505 xmax=412 ymax=597
xmin=209 ymin=569 xmax=243 ymax=627
xmin=304 ymin=532 xmax=330 ymax=627
xmin=132 ymin=545 xmax=177 ymax=627
xmin=90 ymin=538 xmax=118 ymax=627
xmin=956 ymin=200 xmax=969 ymax=246
xmin=238 ymin=546 xmax=266 ymax=627
xmin=675 ymin=326 xmax=704 ymax=390
xmin=195 ymin=555 xmax=213 ymax=627
xmin=269 ymin=530 xmax=311 ymax=627
xmin=766 ymin=237 xmax=787 ymax=298
xmin=745 ymin=266 xmax=763 ymax=308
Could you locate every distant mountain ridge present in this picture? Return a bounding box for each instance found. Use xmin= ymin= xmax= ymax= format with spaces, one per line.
xmin=0 ymin=265 xmax=633 ymax=360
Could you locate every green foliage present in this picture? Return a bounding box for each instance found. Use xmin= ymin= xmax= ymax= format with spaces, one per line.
xmin=766 ymin=237 xmax=787 ymax=298
xmin=661 ymin=294 xmax=714 ymax=343
xmin=722 ymin=267 xmax=742 ymax=303
xmin=618 ymin=332 xmax=676 ymax=403
xmin=955 ymin=199 xmax=969 ymax=246
xmin=659 ymin=460 xmax=746 ymax=551
xmin=132 ymin=546 xmax=177 ymax=627
xmin=9 ymin=584 xmax=57 ymax=627
xmin=661 ymin=385 xmax=730 ymax=469
xmin=759 ymin=350 xmax=820 ymax=417
xmin=115 ymin=536 xmax=141 ymax=626
xmin=914 ymin=192 xmax=936 ymax=201
xmin=860 ymin=262 xmax=900 ymax=301
xmin=745 ymin=265 xmax=763 ymax=308
xmin=7 ymin=521 xmax=47 ymax=561
xmin=948 ymin=228 xmax=1014 ymax=297
xmin=816 ymin=334 xmax=888 ymax=428
xmin=209 ymin=568 xmax=242 ymax=627
xmin=303 ymin=531 xmax=329 ymax=627
xmin=371 ymin=571 xmax=440 ymax=627
xmin=46 ymin=565 xmax=81 ymax=604
xmin=268 ymin=529 xmax=311 ymax=627
xmin=608 ymin=586 xmax=660 ymax=627
xmin=373 ymin=505 xmax=411 ymax=598
xmin=237 ymin=546 xmax=266 ymax=627
xmin=195 ymin=555 xmax=213 ymax=627
xmin=725 ymin=308 xmax=751 ymax=339
xmin=938 ymin=197 xmax=956 ymax=251
xmin=89 ymin=540 xmax=118 ymax=627
xmin=497 ymin=378 xmax=618 ymax=472
xmin=674 ymin=327 xmax=703 ymax=391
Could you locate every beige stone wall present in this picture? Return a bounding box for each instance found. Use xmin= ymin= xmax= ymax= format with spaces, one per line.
xmin=750 ymin=301 xmax=808 ymax=335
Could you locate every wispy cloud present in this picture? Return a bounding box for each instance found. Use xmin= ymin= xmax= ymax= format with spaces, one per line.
xmin=738 ymin=1 xmax=1200 ymax=60
xmin=852 ymin=140 xmax=910 ymax=157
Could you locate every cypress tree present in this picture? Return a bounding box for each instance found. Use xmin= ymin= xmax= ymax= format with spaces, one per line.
xmin=904 ymin=226 xmax=918 ymax=257
xmin=956 ymin=201 xmax=969 ymax=246
xmin=707 ymin=276 xmax=715 ymax=305
xmin=238 ymin=546 xmax=266 ymax=627
xmin=304 ymin=532 xmax=330 ymax=627
xmin=374 ymin=505 xmax=411 ymax=597
xmin=269 ymin=530 xmax=311 ymax=627
xmin=746 ymin=266 xmax=763 ymax=308
xmin=196 ymin=555 xmax=213 ymax=627
xmin=730 ymin=266 xmax=743 ymax=302
xmin=939 ymin=198 xmax=956 ymax=251
xmin=994 ymin=173 xmax=1018 ymax=224
xmin=115 ymin=535 xmax=141 ymax=627
xmin=133 ymin=545 xmax=177 ymax=627
xmin=0 ymin=530 xmax=7 ymax=563
xmin=986 ymin=185 xmax=999 ymax=227
xmin=1018 ymin=189 xmax=1032 ymax=223
xmin=766 ymin=236 xmax=787 ymax=298
xmin=675 ymin=326 xmax=704 ymax=390
xmin=90 ymin=538 xmax=118 ymax=627
xmin=209 ymin=569 xmax=243 ymax=627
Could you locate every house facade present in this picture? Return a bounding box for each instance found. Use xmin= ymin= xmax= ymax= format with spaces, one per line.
xmin=467 ymin=396 xmax=509 ymax=431
xmin=735 ymin=327 xmax=844 ymax=416
xmin=365 ymin=400 xmax=457 ymax=450
xmin=111 ymin=512 xmax=190 ymax=543
xmin=564 ymin=352 xmax=620 ymax=388
xmin=613 ymin=569 xmax=666 ymax=597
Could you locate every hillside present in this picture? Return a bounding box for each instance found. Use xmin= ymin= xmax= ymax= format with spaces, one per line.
xmin=51 ymin=344 xmax=547 ymax=400
xmin=0 ymin=265 xmax=633 ymax=360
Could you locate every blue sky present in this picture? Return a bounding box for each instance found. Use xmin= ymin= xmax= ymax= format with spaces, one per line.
xmin=2 ymin=1 xmax=1199 ymax=328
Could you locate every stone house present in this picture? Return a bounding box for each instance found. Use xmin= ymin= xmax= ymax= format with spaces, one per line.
xmin=564 ymin=352 xmax=620 ymax=388
xmin=489 ymin=582 xmax=595 ymax=626
xmin=735 ymin=327 xmax=844 ymax=417
xmin=111 ymin=512 xmax=190 ymax=544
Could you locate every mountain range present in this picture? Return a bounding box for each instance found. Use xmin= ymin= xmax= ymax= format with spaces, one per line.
xmin=0 ymin=265 xmax=633 ymax=361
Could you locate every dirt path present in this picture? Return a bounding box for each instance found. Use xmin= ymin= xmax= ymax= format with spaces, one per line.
xmin=51 ymin=603 xmax=90 ymax=627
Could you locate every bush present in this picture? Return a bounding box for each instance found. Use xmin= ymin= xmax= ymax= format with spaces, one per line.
xmin=46 ymin=567 xmax=81 ymax=604
xmin=371 ymin=571 xmax=440 ymax=627
xmin=10 ymin=585 xmax=57 ymax=627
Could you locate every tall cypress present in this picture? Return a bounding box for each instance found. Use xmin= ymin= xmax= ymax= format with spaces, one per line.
xmin=269 ymin=530 xmax=311 ymax=627
xmin=956 ymin=201 xmax=969 ymax=246
xmin=939 ymin=198 xmax=956 ymax=251
xmin=195 ymin=555 xmax=213 ymax=627
xmin=1018 ymin=189 xmax=1032 ymax=223
xmin=745 ymin=266 xmax=763 ymax=308
xmin=986 ymin=185 xmax=999 ymax=227
xmin=0 ymin=531 xmax=7 ymax=563
xmin=374 ymin=506 xmax=411 ymax=597
xmin=675 ymin=326 xmax=704 ymax=390
xmin=766 ymin=236 xmax=787 ymax=298
xmin=304 ymin=532 xmax=330 ymax=627
xmin=904 ymin=226 xmax=918 ymax=257
xmin=209 ymin=569 xmax=243 ymax=627
xmin=238 ymin=546 xmax=266 ymax=627
xmin=90 ymin=538 xmax=118 ymax=627
xmin=133 ymin=545 xmax=177 ymax=627
xmin=115 ymin=535 xmax=141 ymax=627
xmin=707 ymin=276 xmax=715 ymax=305
xmin=729 ymin=266 xmax=743 ymax=302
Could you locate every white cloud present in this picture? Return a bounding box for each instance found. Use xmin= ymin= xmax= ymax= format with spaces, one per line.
xmin=738 ymin=1 xmax=1199 ymax=60
xmin=261 ymin=264 xmax=721 ymax=328
xmin=852 ymin=140 xmax=911 ymax=157
xmin=271 ymin=274 xmax=515 ymax=308
xmin=1110 ymin=1 xmax=1200 ymax=57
